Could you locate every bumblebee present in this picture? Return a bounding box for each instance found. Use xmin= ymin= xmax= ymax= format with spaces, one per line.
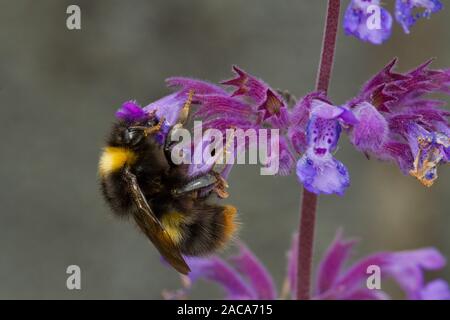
xmin=98 ymin=95 xmax=237 ymax=274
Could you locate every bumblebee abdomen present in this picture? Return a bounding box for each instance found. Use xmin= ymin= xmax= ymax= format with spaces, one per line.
xmin=164 ymin=204 xmax=238 ymax=256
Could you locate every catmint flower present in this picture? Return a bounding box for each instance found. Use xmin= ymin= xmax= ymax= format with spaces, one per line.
xmin=344 ymin=59 xmax=450 ymax=187
xmin=395 ymin=0 xmax=443 ymax=33
xmin=164 ymin=231 xmax=450 ymax=300
xmin=171 ymin=66 xmax=296 ymax=176
xmin=174 ymin=67 xmax=356 ymax=195
xmin=116 ymin=60 xmax=449 ymax=192
xmin=115 ymin=100 xmax=149 ymax=122
xmin=343 ymin=0 xmax=443 ymax=44
xmin=344 ymin=0 xmax=393 ymax=45
xmin=292 ymin=95 xmax=357 ymax=195
xmin=291 ymin=232 xmax=450 ymax=300
xmin=115 ymin=79 xmax=225 ymax=143
xmin=163 ymin=243 xmax=277 ymax=300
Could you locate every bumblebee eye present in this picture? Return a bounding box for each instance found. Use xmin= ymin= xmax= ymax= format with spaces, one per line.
xmin=146 ymin=117 xmax=158 ymax=127
xmin=124 ymin=128 xmax=143 ymax=146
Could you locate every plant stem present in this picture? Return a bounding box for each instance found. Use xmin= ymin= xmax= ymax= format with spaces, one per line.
xmin=315 ymin=0 xmax=341 ymax=93
xmin=296 ymin=0 xmax=340 ymax=300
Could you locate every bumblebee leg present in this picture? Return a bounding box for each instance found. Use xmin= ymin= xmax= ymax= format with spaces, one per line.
xmin=172 ymin=173 xmax=217 ymax=196
xmin=164 ymin=123 xmax=184 ymax=166
xmin=177 ymin=89 xmax=194 ymax=125
xmin=128 ymin=115 xmax=165 ymax=137
xmin=171 ymin=134 xmax=233 ymax=198
xmin=210 ymin=170 xmax=229 ymax=199
xmin=123 ymin=167 xmax=190 ymax=275
xmin=163 ymin=90 xmax=195 ymax=166
xmin=172 ymin=171 xmax=229 ymax=199
xmin=208 ymin=131 xmax=235 ymax=198
xmin=144 ymin=116 xmax=165 ymax=136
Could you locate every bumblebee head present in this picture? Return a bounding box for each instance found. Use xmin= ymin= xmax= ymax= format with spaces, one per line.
xmin=109 ymin=101 xmax=165 ymax=149
xmin=109 ymin=115 xmax=161 ymax=149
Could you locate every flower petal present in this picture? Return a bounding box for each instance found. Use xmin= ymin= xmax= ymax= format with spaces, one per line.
xmin=385 ymin=248 xmax=446 ymax=298
xmin=146 ymin=78 xmax=227 ymax=128
xmin=310 ymin=99 xmax=346 ymax=120
xmin=290 ymin=92 xmax=329 ymax=126
xmin=349 ymin=102 xmax=388 ymax=153
xmin=144 ymin=92 xmax=187 ymax=126
xmin=257 ymin=89 xmax=290 ymax=128
xmin=296 ymin=117 xmax=350 ymax=195
xmin=405 ymin=123 xmax=450 ymax=186
xmin=296 ymin=156 xmax=350 ymax=196
xmin=333 ymin=252 xmax=388 ymax=295
xmin=339 ymin=288 xmax=389 ymax=300
xmin=166 ymin=77 xmax=227 ymax=95
xmin=288 ymin=126 xmax=308 ymax=154
xmin=221 ymin=65 xmax=268 ymax=103
xmin=343 ymin=0 xmax=393 ymax=45
xmin=184 ymin=256 xmax=256 ymax=300
xmin=395 ymin=0 xmax=443 ymax=34
xmin=116 ymin=100 xmax=147 ymax=122
xmin=358 ymin=58 xmax=409 ymax=103
xmin=187 ymin=126 xmax=224 ymax=178
xmin=316 ymin=231 xmax=357 ymax=295
xmin=229 ymin=244 xmax=277 ymax=300
xmin=193 ymin=94 xmax=256 ymax=123
xmin=418 ymin=279 xmax=450 ymax=300
xmin=310 ymin=99 xmax=358 ymax=125
xmin=314 ymin=231 xmax=449 ymax=300
xmin=264 ymin=136 xmax=295 ymax=176
xmin=278 ymin=138 xmax=296 ymax=176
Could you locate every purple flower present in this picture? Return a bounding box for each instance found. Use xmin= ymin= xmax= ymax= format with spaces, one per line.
xmin=417 ymin=280 xmax=450 ymax=300
xmin=164 ymin=243 xmax=277 ymax=300
xmin=294 ymin=98 xmax=357 ymax=195
xmin=116 ymin=100 xmax=148 ymax=122
xmin=146 ymin=77 xmax=226 ymax=127
xmin=309 ymin=232 xmax=449 ymax=300
xmin=406 ymin=124 xmax=449 ymax=186
xmin=181 ymin=67 xmax=356 ymax=195
xmin=396 ymin=0 xmax=443 ymax=34
xmin=115 ymin=60 xmax=449 ymax=192
xmin=345 ymin=59 xmax=450 ymax=187
xmin=344 ymin=0 xmax=393 ymax=45
xmin=164 ymin=231 xmax=450 ymax=300
xmin=188 ymin=66 xmax=296 ymax=176
xmin=113 ymin=71 xmax=297 ymax=182
xmin=116 ymin=77 xmax=225 ymax=133
xmin=343 ymin=0 xmax=443 ymax=44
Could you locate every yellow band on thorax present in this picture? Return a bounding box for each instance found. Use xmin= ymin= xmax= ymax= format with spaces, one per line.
xmin=98 ymin=146 xmax=137 ymax=177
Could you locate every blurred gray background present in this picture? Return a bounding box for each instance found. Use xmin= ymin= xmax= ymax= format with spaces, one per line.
xmin=0 ymin=0 xmax=449 ymax=299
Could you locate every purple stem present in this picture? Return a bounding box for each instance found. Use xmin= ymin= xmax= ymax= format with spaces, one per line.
xmin=296 ymin=0 xmax=340 ymax=300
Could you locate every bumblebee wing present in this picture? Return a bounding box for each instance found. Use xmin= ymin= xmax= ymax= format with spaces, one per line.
xmin=123 ymin=167 xmax=190 ymax=275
